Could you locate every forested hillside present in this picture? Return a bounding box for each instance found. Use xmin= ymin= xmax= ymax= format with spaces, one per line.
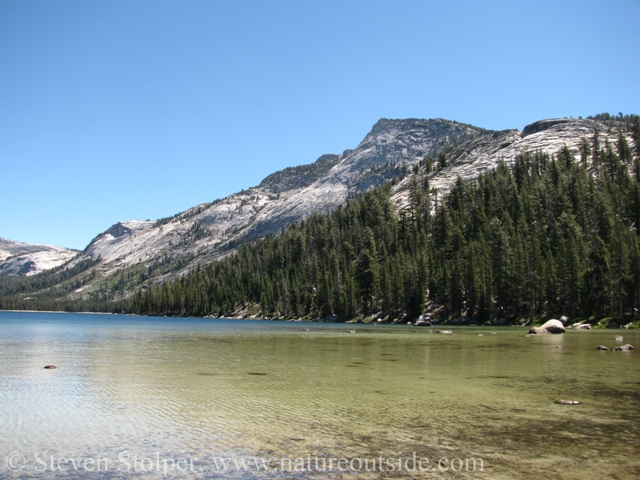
xmin=2 ymin=117 xmax=639 ymax=325
xmin=123 ymin=119 xmax=640 ymax=324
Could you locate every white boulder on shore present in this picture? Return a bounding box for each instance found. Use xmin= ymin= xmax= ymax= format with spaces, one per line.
xmin=528 ymin=319 xmax=566 ymax=335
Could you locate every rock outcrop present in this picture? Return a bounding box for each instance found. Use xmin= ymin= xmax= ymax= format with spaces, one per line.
xmin=0 ymin=238 xmax=78 ymax=276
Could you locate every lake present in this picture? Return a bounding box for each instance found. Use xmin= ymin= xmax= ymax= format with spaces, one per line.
xmin=0 ymin=311 xmax=638 ymax=478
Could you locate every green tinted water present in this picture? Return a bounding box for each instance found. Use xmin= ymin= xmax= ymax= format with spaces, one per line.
xmin=0 ymin=312 xmax=638 ymax=478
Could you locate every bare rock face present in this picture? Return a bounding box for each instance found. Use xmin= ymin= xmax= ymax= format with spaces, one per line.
xmin=391 ymin=116 xmax=629 ymax=210
xmin=0 ymin=238 xmax=78 ymax=276
xmin=528 ymin=319 xmax=566 ymax=335
xmin=258 ymin=154 xmax=340 ymax=194
xmin=68 ymin=118 xmax=490 ymax=277
xmin=521 ymin=118 xmax=576 ymax=137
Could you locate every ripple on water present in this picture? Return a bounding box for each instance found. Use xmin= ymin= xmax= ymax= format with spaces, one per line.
xmin=1 ymin=313 xmax=639 ymax=479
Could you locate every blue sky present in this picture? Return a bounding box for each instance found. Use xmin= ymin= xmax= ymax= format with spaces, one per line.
xmin=1 ymin=0 xmax=639 ymax=250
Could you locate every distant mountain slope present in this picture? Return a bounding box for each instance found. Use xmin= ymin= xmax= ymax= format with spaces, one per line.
xmin=69 ymin=118 xmax=491 ymax=277
xmin=0 ymin=238 xmax=78 ymax=276
xmin=74 ymin=117 xmax=627 ymax=278
xmin=8 ymin=115 xmax=633 ymax=302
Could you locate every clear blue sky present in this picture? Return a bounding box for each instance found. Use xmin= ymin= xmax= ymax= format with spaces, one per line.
xmin=1 ymin=0 xmax=639 ymax=250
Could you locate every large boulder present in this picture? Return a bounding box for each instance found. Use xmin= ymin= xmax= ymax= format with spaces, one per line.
xmin=574 ymin=324 xmax=592 ymax=330
xmin=614 ymin=344 xmax=634 ymax=351
xmin=528 ymin=319 xmax=566 ymax=335
xmin=414 ymin=314 xmax=432 ymax=327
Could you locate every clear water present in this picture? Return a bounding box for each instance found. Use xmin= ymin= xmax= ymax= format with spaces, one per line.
xmin=0 ymin=311 xmax=638 ymax=479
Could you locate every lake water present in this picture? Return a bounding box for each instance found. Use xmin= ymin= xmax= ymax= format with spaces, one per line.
xmin=0 ymin=311 xmax=638 ymax=479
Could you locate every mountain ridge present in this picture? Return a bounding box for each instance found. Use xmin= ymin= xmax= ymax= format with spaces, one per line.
xmin=69 ymin=117 xmax=491 ymax=277
xmin=1 ymin=115 xmax=636 ymax=309
xmin=0 ymin=238 xmax=79 ymax=276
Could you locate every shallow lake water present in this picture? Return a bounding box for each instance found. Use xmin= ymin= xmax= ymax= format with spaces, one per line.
xmin=0 ymin=311 xmax=639 ymax=479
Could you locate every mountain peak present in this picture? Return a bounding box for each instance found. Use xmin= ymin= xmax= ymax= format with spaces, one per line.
xmin=368 ymin=117 xmax=453 ymax=137
xmin=6 ymin=114 xmax=634 ymax=286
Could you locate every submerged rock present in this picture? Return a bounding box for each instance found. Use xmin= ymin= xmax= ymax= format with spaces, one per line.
xmin=527 ymin=328 xmax=548 ymax=335
xmin=596 ymin=345 xmax=609 ymax=350
xmin=614 ymin=344 xmax=634 ymax=351
xmin=437 ymin=330 xmax=454 ymax=335
xmin=44 ymin=365 xmax=58 ymax=369
xmin=555 ymin=400 xmax=581 ymax=405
